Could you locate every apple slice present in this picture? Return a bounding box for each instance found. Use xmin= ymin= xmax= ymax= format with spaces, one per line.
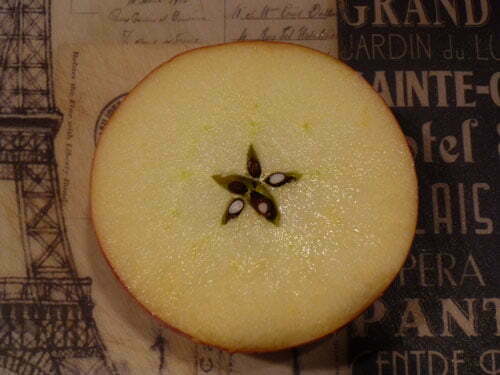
xmin=91 ymin=42 xmax=417 ymax=352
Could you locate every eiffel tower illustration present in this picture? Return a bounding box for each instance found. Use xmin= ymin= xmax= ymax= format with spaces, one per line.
xmin=0 ymin=1 xmax=116 ymax=373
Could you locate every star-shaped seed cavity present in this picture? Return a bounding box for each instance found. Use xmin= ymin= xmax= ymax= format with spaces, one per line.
xmin=212 ymin=145 xmax=302 ymax=226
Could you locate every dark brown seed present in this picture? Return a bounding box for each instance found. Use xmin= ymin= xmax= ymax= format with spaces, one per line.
xmin=247 ymin=159 xmax=261 ymax=179
xmin=212 ymin=174 xmax=254 ymax=193
xmin=228 ymin=181 xmax=248 ymax=195
xmin=222 ymin=198 xmax=245 ymax=224
xmin=249 ymin=191 xmax=277 ymax=221
xmin=264 ymin=172 xmax=300 ymax=187
xmin=247 ymin=145 xmax=262 ymax=178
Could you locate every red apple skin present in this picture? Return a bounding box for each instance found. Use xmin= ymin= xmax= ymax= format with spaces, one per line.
xmin=90 ymin=40 xmax=418 ymax=353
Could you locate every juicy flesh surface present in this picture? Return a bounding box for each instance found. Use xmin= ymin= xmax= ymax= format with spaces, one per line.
xmin=91 ymin=43 xmax=417 ymax=352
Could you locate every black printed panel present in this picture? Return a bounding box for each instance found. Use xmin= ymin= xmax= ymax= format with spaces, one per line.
xmin=337 ymin=1 xmax=499 ymax=374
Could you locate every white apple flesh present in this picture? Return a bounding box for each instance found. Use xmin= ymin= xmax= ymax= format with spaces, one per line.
xmin=91 ymin=42 xmax=418 ymax=352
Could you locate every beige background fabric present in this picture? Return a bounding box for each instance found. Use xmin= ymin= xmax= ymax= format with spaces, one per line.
xmin=1 ymin=1 xmax=351 ymax=374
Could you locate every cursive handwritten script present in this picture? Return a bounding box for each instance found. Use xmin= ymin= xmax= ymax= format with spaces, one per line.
xmin=121 ymin=29 xmax=200 ymax=44
xmin=108 ymin=7 xmax=208 ymax=23
xmin=231 ymin=3 xmax=335 ymax=20
xmin=237 ymin=25 xmax=335 ymax=42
